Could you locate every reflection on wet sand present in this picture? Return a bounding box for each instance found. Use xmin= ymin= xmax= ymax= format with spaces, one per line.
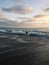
xmin=0 ymin=35 xmax=49 ymax=65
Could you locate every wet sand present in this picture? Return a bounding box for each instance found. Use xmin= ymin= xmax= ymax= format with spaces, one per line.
xmin=0 ymin=35 xmax=49 ymax=65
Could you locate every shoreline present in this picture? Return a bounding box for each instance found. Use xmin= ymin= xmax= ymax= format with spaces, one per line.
xmin=0 ymin=34 xmax=49 ymax=65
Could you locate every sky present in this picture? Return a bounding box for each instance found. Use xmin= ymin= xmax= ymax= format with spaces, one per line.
xmin=0 ymin=0 xmax=49 ymax=28
xmin=0 ymin=0 xmax=48 ymax=18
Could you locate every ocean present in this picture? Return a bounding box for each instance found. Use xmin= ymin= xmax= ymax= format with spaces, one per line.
xmin=0 ymin=27 xmax=49 ymax=32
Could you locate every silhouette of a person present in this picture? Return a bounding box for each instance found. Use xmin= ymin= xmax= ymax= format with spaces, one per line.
xmin=26 ymin=31 xmax=28 ymax=35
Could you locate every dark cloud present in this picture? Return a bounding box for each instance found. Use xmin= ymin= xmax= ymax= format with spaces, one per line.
xmin=0 ymin=19 xmax=17 ymax=27
xmin=0 ymin=19 xmax=33 ymax=28
xmin=2 ymin=5 xmax=33 ymax=14
xmin=43 ymin=7 xmax=49 ymax=12
xmin=34 ymin=15 xmax=45 ymax=18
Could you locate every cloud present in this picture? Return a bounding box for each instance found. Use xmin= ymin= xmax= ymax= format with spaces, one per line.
xmin=0 ymin=15 xmax=49 ymax=28
xmin=34 ymin=15 xmax=45 ymax=18
xmin=2 ymin=5 xmax=33 ymax=14
xmin=0 ymin=19 xmax=17 ymax=28
xmin=0 ymin=12 xmax=33 ymax=28
xmin=32 ymin=5 xmax=49 ymax=21
xmin=41 ymin=7 xmax=49 ymax=15
xmin=0 ymin=11 xmax=7 ymax=19
xmin=44 ymin=7 xmax=49 ymax=12
xmin=0 ymin=18 xmax=32 ymax=28
xmin=32 ymin=14 xmax=46 ymax=21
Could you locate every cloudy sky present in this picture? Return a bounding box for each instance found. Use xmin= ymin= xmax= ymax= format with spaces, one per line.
xmin=0 ymin=0 xmax=49 ymax=28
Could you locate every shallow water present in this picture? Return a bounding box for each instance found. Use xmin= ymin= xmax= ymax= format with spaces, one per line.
xmin=0 ymin=36 xmax=49 ymax=65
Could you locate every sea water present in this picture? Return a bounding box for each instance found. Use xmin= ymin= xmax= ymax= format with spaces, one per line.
xmin=0 ymin=27 xmax=49 ymax=32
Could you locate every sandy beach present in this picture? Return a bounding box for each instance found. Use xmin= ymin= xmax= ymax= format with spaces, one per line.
xmin=0 ymin=34 xmax=49 ymax=65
